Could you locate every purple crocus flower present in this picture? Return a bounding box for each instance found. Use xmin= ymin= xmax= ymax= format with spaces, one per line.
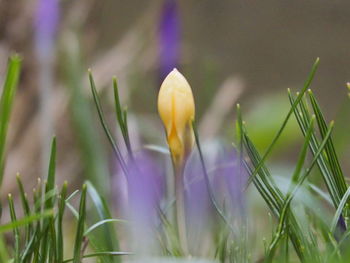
xmin=127 ymin=153 xmax=164 ymax=226
xmin=213 ymin=149 xmax=247 ymax=219
xmin=34 ymin=0 xmax=60 ymax=58
xmin=34 ymin=0 xmax=60 ymax=176
xmin=113 ymin=151 xmax=165 ymax=254
xmin=184 ymin=146 xmax=247 ymax=253
xmin=184 ymin=153 xmax=212 ymax=250
xmin=158 ymin=0 xmax=180 ymax=82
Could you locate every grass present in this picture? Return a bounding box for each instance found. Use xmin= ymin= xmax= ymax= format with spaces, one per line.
xmin=1 ymin=55 xmax=350 ymax=262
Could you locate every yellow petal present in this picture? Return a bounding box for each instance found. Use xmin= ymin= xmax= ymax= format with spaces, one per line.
xmin=158 ymin=69 xmax=195 ymax=163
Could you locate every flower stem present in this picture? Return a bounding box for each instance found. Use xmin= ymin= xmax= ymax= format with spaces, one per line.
xmin=174 ymin=162 xmax=188 ymax=255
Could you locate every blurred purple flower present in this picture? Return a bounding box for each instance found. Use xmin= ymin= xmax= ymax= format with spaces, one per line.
xmin=214 ymin=150 xmax=247 ymax=218
xmin=184 ymin=154 xmax=211 ymax=224
xmin=183 ymin=147 xmax=247 ymax=252
xmin=127 ymin=153 xmax=164 ymax=225
xmin=34 ymin=0 xmax=60 ymax=57
xmin=158 ymin=0 xmax=180 ymax=81
xmin=112 ymin=151 xmax=165 ymax=253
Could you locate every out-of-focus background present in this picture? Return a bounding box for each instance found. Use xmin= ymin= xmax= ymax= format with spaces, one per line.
xmin=1 ymin=0 xmax=350 ymax=199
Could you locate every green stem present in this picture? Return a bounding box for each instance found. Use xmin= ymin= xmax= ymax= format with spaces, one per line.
xmin=174 ymin=161 xmax=188 ymax=255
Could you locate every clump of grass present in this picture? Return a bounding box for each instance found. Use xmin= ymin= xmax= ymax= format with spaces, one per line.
xmin=0 ymin=56 xmax=128 ymax=263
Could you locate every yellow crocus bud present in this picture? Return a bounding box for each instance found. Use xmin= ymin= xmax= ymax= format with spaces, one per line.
xmin=158 ymin=69 xmax=195 ymax=166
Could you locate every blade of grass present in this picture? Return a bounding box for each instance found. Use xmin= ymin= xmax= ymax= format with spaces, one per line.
xmin=113 ymin=77 xmax=133 ymax=158
xmin=331 ymin=187 xmax=350 ymax=234
xmin=73 ymin=184 xmax=87 ymax=263
xmin=64 ymin=42 xmax=111 ymax=196
xmin=88 ymin=71 xmax=128 ymax=177
xmin=63 ymin=251 xmax=132 ymax=263
xmin=0 ymin=55 xmax=22 ymax=186
xmin=49 ymin=218 xmax=57 ymax=262
xmin=45 ymin=137 xmax=56 ymax=208
xmin=86 ymin=181 xmax=121 ymax=263
xmin=288 ymin=92 xmax=343 ymax=207
xmin=84 ymin=219 xmax=126 ymax=236
xmin=40 ymin=137 xmax=57 ymax=262
xmin=266 ymin=119 xmax=334 ymax=261
xmin=57 ymin=181 xmax=68 ymax=263
xmin=16 ymin=174 xmax=32 ymax=244
xmin=308 ymin=90 xmax=347 ymax=195
xmin=245 ymin=58 xmax=319 ymax=187
xmin=8 ymin=194 xmax=20 ymax=263
xmin=239 ymin=117 xmax=311 ymax=261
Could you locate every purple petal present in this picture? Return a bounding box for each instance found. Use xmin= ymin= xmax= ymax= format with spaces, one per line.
xmin=158 ymin=0 xmax=180 ymax=81
xmin=34 ymin=0 xmax=60 ymax=55
xmin=184 ymin=154 xmax=212 ymax=249
xmin=112 ymin=152 xmax=165 ymax=253
xmin=127 ymin=153 xmax=164 ymax=224
xmin=213 ymin=149 xmax=247 ymax=218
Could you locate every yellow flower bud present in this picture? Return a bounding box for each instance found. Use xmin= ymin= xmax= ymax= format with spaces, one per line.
xmin=158 ymin=69 xmax=195 ymax=165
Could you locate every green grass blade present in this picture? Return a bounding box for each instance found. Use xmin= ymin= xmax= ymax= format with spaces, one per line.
xmin=112 ymin=77 xmax=126 ymax=135
xmin=245 ymin=58 xmax=319 ymax=187
xmin=84 ymin=219 xmax=126 ymax=236
xmin=240 ymin=117 xmax=313 ymax=260
xmin=88 ymin=71 xmax=128 ymax=177
xmin=112 ymin=78 xmax=132 ymax=156
xmin=86 ymin=181 xmax=121 ymax=263
xmin=308 ymin=90 xmax=348 ymax=197
xmin=73 ymin=184 xmax=87 ymax=263
xmin=41 ymin=138 xmax=57 ymax=263
xmin=288 ymin=91 xmax=340 ymax=206
xmin=63 ymin=251 xmax=132 ymax=263
xmin=57 ymin=181 xmax=68 ymax=263
xmin=64 ymin=45 xmax=111 ymax=196
xmin=266 ymin=118 xmax=333 ymax=261
xmin=0 ymin=235 xmax=9 ymax=262
xmin=8 ymin=194 xmax=20 ymax=263
xmin=0 ymin=55 xmax=22 ymax=186
xmin=49 ymin=218 xmax=57 ymax=262
xmin=331 ymin=187 xmax=350 ymax=234
xmin=45 ymin=137 xmax=56 ymax=209
xmin=16 ymin=174 xmax=32 ymax=245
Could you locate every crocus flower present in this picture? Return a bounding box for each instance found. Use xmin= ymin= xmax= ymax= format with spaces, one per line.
xmin=34 ymin=0 xmax=60 ymax=176
xmin=34 ymin=0 xmax=60 ymax=58
xmin=158 ymin=69 xmax=195 ymax=254
xmin=115 ymin=151 xmax=164 ymax=254
xmin=184 ymin=153 xmax=212 ymax=254
xmin=158 ymin=0 xmax=180 ymax=81
xmin=214 ymin=149 xmax=247 ymax=219
xmin=158 ymin=69 xmax=195 ymax=167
